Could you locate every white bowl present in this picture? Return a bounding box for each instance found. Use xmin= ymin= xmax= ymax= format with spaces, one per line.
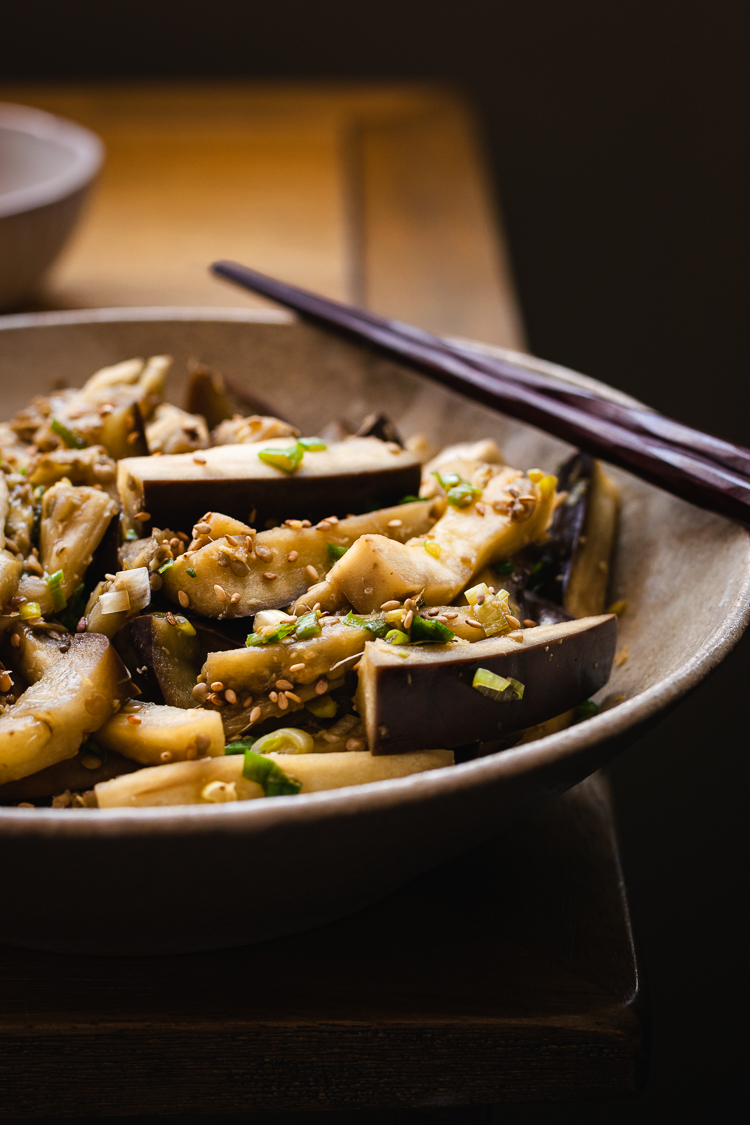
xmin=0 ymin=103 xmax=103 ymax=310
xmin=0 ymin=307 xmax=748 ymax=955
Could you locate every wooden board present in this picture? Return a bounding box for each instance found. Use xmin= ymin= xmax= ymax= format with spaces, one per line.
xmin=0 ymin=773 xmax=646 ymax=1117
xmin=0 ymin=84 xmax=525 ymax=347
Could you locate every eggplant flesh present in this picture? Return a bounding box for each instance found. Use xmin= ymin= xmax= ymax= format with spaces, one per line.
xmin=95 ymin=701 xmax=225 ymax=765
xmin=161 ymin=498 xmax=440 ymax=618
xmin=117 ymin=437 xmax=421 ymax=533
xmin=355 ymin=614 xmax=617 ymax=754
xmin=113 ymin=612 xmax=202 ymax=707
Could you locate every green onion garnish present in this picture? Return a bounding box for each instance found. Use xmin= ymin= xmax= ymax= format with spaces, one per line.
xmin=297 ymin=437 xmax=327 ymax=451
xmin=446 ymin=482 xmax=482 ymax=508
xmin=19 ymin=601 xmax=42 ymax=620
xmin=125 ymin=528 xmax=139 ymax=541
xmin=399 ymin=494 xmax=421 ymax=504
xmin=157 ymin=559 xmax=174 ymax=574
xmin=492 ymin=560 xmax=514 ymax=576
xmin=45 ymin=569 xmax=67 ymax=611
xmin=305 ymin=693 xmax=338 ymax=719
xmin=50 ymin=419 xmax=86 ymax=449
xmin=245 ymin=621 xmax=296 ymax=647
xmin=342 ymin=610 xmax=390 ymax=639
xmin=225 ymin=737 xmax=256 ymax=754
xmin=47 ymin=569 xmax=64 ymax=588
xmin=573 ymin=700 xmax=599 ymax=723
xmin=472 ymin=668 xmax=525 ymax=702
xmin=327 ymin=542 xmax=348 ymax=561
xmin=432 ymin=471 xmax=463 ymax=489
xmin=409 ymin=615 xmax=455 ymax=644
xmin=294 ymin=611 xmax=322 ymax=640
xmin=186 ymin=567 xmax=197 ymax=577
xmin=242 ymin=750 xmax=303 ymax=796
xmin=385 ymin=629 xmax=410 ymax=645
xmin=258 ymin=443 xmax=304 ymax=474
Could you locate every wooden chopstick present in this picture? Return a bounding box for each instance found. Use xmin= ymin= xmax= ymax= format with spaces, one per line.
xmin=211 ymin=260 xmax=750 ymax=523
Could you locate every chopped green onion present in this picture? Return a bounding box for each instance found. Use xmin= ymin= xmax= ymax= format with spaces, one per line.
xmin=245 ymin=621 xmax=296 ymax=647
xmin=447 ymin=482 xmax=482 ymax=508
xmin=305 ymin=693 xmax=338 ymax=719
xmin=186 ymin=567 xmax=197 ymax=578
xmin=242 ymin=749 xmax=303 ymax=795
xmin=19 ymin=602 xmax=41 ymax=620
xmin=46 ymin=569 xmax=64 ymax=588
xmin=297 ymin=437 xmax=327 ymax=451
xmin=472 ymin=668 xmax=525 ymax=702
xmin=46 ymin=570 xmax=66 ymax=612
xmin=157 ymin=559 xmax=174 ymax=574
xmin=327 ymin=542 xmax=348 ymax=561
xmin=410 ymin=615 xmax=455 ymax=644
xmin=432 ymin=471 xmax=463 ymax=490
xmin=173 ymin=615 xmax=196 ymax=636
xmin=20 ymin=467 xmax=27 ymax=476
xmin=252 ymin=727 xmax=315 ymax=755
xmin=258 ymin=443 xmax=304 ymax=474
xmin=125 ymin=528 xmax=139 ymax=541
xmin=573 ymin=700 xmax=599 ymax=723
xmin=342 ymin=610 xmax=390 ymax=639
xmin=399 ymin=494 xmax=422 ymax=504
xmin=424 ymin=540 xmax=441 ymax=558
xmin=295 ymin=610 xmax=322 ymax=640
xmin=50 ymin=418 xmax=86 ymax=449
xmin=492 ymin=560 xmax=514 ymax=576
xmin=385 ymin=629 xmax=410 ymax=645
xmin=225 ymin=738 xmax=256 ymax=754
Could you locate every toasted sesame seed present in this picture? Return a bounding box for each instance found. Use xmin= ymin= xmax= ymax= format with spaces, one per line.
xmin=242 ymin=695 xmax=253 ymax=708
xmin=475 ymin=502 xmax=486 ymax=516
xmin=160 ymin=751 xmax=172 ymax=762
xmin=315 ymin=678 xmax=328 ymax=695
xmin=166 ymin=611 xmax=177 ymax=625
xmin=312 ymin=602 xmax=322 ymax=612
xmin=316 ymin=520 xmax=331 ymax=530
xmin=510 ymin=632 xmax=524 ymax=643
xmin=285 ymin=519 xmax=303 ymax=528
xmin=192 ymin=683 xmax=209 ymax=702
xmin=209 ymin=694 xmax=225 ymax=706
xmin=403 ymin=610 xmax=414 ymax=629
xmin=178 ymin=590 xmax=189 ymax=608
xmin=443 ymin=612 xmax=458 ymax=620
xmin=225 ymin=688 xmax=238 ymax=705
xmin=81 ymin=754 xmax=102 ymax=770
xmin=193 ymin=455 xmax=206 ymax=465
xmin=269 ymin=691 xmax=278 ymax=702
xmin=230 ymin=558 xmax=249 ymax=577
xmin=380 ymin=600 xmax=400 ymax=611
xmin=523 ymin=619 xmax=537 ymax=628
xmin=0 ymin=672 xmax=12 ymax=693
xmin=285 ymin=691 xmax=302 ymax=704
xmin=127 ymin=431 xmax=141 ymax=445
xmin=263 ymin=572 xmax=277 ymax=580
xmin=255 ymin=544 xmax=272 ymax=560
xmin=126 ymin=714 xmax=142 ymax=725
xmin=135 ymin=511 xmax=151 ymax=521
xmin=506 ymin=615 xmax=521 ymax=628
xmin=250 ymin=706 xmax=262 ymax=723
xmin=275 ymin=679 xmax=294 ymax=691
xmin=287 ymin=550 xmax=299 ymax=562
xmin=230 ymin=592 xmax=241 ymax=604
xmin=216 ymin=551 xmax=230 ymax=567
xmin=195 ymin=733 xmax=210 ymax=753
xmin=346 ymin=738 xmax=365 ymax=751
xmin=278 ymin=693 xmax=289 ymax=710
xmin=301 ymin=520 xmax=311 ymax=528
xmin=194 ymin=522 xmax=211 ymax=535
xmin=214 ymin=584 xmax=228 ymax=601
xmin=289 ymin=662 xmax=306 ymax=672
xmin=476 ymin=592 xmax=485 ymax=605
xmin=387 ymin=518 xmax=402 ymax=528
xmin=434 ymin=615 xmax=448 ymax=623
xmin=305 ymin=564 xmax=319 ymax=582
xmin=466 ymin=618 xmax=484 ymax=629
xmin=210 ymin=681 xmax=224 ymax=692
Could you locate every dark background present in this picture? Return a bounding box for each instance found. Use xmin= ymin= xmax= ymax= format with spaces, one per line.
xmin=5 ymin=1 xmax=749 ymax=1120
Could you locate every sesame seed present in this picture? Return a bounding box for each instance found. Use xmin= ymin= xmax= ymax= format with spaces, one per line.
xmin=403 ymin=610 xmax=414 ymax=629
xmin=312 ymin=602 xmax=322 ymax=612
xmin=380 ymin=600 xmax=400 ymax=611
xmin=214 ymin=584 xmax=228 ymax=602
xmin=242 ymin=695 xmax=253 ymax=708
xmin=269 ymin=691 xmax=278 ymax=702
xmin=475 ymin=502 xmax=486 ymax=516
xmin=510 ymin=632 xmax=524 ymax=643
xmin=178 ymin=591 xmax=189 ymax=608
xmin=316 ymin=520 xmax=331 ymax=531
xmin=506 ymin=615 xmax=521 ymax=628
xmin=346 ymin=738 xmax=365 ymax=751
xmin=166 ymin=611 xmax=177 ymax=625
xmin=434 ymin=615 xmax=448 ymax=623
xmin=194 ymin=522 xmax=211 ymax=535
xmin=160 ymin=751 xmax=172 ymax=762
xmin=210 ymin=681 xmax=224 ymax=692
xmin=126 ymin=714 xmax=142 ymax=725
xmin=305 ymin=564 xmax=319 ymax=581
xmin=81 ymin=755 xmax=102 ymax=770
xmin=287 ymin=550 xmax=299 ymax=562
xmin=76 ymin=617 xmax=87 ymax=632
xmin=476 ymin=592 xmax=485 ymax=605
xmin=250 ymin=706 xmax=262 ymax=723
xmin=301 ymin=520 xmax=311 ymax=528
xmin=192 ymin=683 xmax=209 ymax=702
xmin=225 ymin=688 xmax=238 ymax=705
xmin=466 ymin=618 xmax=484 ymax=629
xmin=230 ymin=559 xmax=249 ymax=577
xmin=0 ymin=673 xmax=12 ymax=693
xmin=426 ymin=607 xmax=440 ymax=616
xmin=209 ymin=694 xmax=225 ymax=706
xmin=216 ymin=552 xmax=230 ymax=567
xmin=195 ymin=733 xmax=210 ymax=753
xmin=523 ymin=619 xmax=537 ymax=628
xmin=278 ymin=693 xmax=288 ymax=710
xmin=135 ymin=511 xmax=151 ymax=521
xmin=127 ymin=431 xmax=140 ymax=445
xmin=255 ymin=544 xmax=271 ymax=560
xmin=315 ymin=678 xmax=328 ymax=695
xmin=275 ymin=679 xmax=294 ymax=691
xmin=263 ymin=572 xmax=277 ymax=580
xmin=443 ymin=612 xmax=458 ymax=620
xmin=193 ymin=455 xmax=206 ymax=465
xmin=285 ymin=691 xmax=301 ymax=704
xmin=230 ymin=592 xmax=241 ymax=604
xmin=386 ymin=519 xmax=402 ymax=528
xmin=289 ymin=662 xmax=306 ymax=673
xmin=285 ymin=519 xmax=303 ymax=528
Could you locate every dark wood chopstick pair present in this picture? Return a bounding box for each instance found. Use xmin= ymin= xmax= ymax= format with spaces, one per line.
xmin=211 ymin=260 xmax=750 ymax=525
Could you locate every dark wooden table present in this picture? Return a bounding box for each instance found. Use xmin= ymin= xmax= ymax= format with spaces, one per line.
xmin=0 ymin=84 xmax=646 ymax=1118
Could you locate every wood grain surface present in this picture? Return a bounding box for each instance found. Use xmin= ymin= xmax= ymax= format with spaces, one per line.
xmin=0 ymin=83 xmax=525 ymax=347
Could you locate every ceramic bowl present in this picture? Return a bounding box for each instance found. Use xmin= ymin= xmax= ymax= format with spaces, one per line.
xmin=0 ymin=103 xmax=103 ymax=311
xmin=1 ymin=307 xmax=748 ymax=955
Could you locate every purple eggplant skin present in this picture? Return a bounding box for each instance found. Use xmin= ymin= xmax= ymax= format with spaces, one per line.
xmin=357 ymin=614 xmax=616 ymax=755
xmin=137 ymin=461 xmax=421 ymax=533
xmin=355 ymin=412 xmax=403 ymax=446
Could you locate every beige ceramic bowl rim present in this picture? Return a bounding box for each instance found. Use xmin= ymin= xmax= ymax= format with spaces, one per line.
xmin=1 ymin=306 xmax=749 ymax=838
xmin=0 ymin=102 xmax=104 ymax=220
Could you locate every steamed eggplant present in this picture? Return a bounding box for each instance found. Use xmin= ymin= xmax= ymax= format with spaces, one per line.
xmin=95 ymin=701 xmax=225 ymax=765
xmin=355 ymin=614 xmax=617 ymax=754
xmin=114 ymin=612 xmax=203 ymax=707
xmin=117 ymin=437 xmax=421 ymax=533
